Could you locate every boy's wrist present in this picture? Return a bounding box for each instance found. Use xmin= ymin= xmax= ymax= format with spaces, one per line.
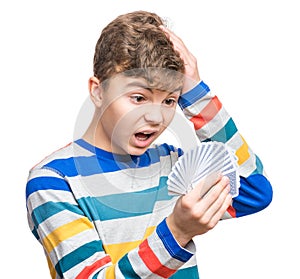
xmin=156 ymin=218 xmax=195 ymax=262
xmin=178 ymin=80 xmax=210 ymax=110
xmin=165 ymin=215 xmax=191 ymax=248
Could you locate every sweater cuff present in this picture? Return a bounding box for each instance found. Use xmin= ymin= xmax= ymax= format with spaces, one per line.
xmin=178 ymin=80 xmax=210 ymax=109
xmin=156 ymin=218 xmax=195 ymax=262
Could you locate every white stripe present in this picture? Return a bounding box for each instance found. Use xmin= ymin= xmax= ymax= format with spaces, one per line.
xmin=194 ymin=107 xmax=231 ymax=141
xmin=38 ymin=209 xmax=85 ymax=238
xmin=178 ymin=255 xmax=197 ymax=268
xmin=26 ymin=189 xmax=76 ymax=213
xmin=30 ymin=142 xmax=93 ymax=173
xmin=128 ymin=248 xmax=164 ymax=279
xmin=68 ymin=155 xmax=175 ymax=199
xmin=28 ymin=167 xmax=63 ymax=180
xmin=96 ymin=215 xmax=151 ymax=244
xmin=114 ymin=264 xmax=126 ymax=279
xmin=221 ymin=211 xmax=234 ymax=220
xmin=32 ymin=143 xmax=75 ymax=169
xmin=226 ymin=131 xmax=244 ymax=151
xmin=63 ymin=252 xmax=112 ymax=279
xmin=226 ymin=132 xmax=258 ymax=175
xmin=238 ymin=153 xmax=257 ymax=177
xmin=182 ymin=92 xmax=215 ymax=117
xmin=48 ymin=228 xmax=103 ymax=267
xmin=147 ymin=231 xmax=187 ymax=270
xmin=96 ymin=198 xmax=177 ymax=244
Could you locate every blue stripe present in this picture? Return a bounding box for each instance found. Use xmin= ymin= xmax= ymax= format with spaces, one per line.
xmin=178 ymin=81 xmax=210 ymax=109
xmin=79 ymin=177 xmax=172 ymax=221
xmin=43 ymin=142 xmax=177 ymax=177
xmin=26 ymin=176 xmax=71 ymax=199
xmin=156 ymin=219 xmax=193 ymax=262
xmin=118 ymin=254 xmax=141 ymax=279
xmin=233 ymin=174 xmax=273 ymax=217
xmin=55 ymin=240 xmax=104 ymax=277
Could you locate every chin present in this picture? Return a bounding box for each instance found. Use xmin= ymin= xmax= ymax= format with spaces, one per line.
xmin=127 ymin=145 xmax=150 ymax=156
xmin=128 ymin=148 xmax=147 ymax=156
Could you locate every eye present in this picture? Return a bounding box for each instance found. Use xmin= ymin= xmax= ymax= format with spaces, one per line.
xmin=130 ymin=94 xmax=146 ymax=104
xmin=163 ymin=97 xmax=177 ymax=107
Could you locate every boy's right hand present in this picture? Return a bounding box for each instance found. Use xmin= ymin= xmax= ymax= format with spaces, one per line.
xmin=166 ymin=175 xmax=232 ymax=248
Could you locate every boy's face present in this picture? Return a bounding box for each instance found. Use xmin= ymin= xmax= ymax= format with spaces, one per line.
xmin=94 ymin=74 xmax=181 ymax=155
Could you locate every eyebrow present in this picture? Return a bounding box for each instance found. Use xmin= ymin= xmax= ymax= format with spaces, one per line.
xmin=124 ymin=81 xmax=182 ymax=95
xmin=124 ymin=81 xmax=153 ymax=92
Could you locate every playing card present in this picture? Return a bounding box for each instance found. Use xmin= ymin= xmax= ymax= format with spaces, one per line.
xmin=167 ymin=141 xmax=240 ymax=197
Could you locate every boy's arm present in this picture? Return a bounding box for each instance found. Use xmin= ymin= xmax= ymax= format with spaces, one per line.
xmin=26 ymin=168 xmax=195 ymax=278
xmin=178 ymin=81 xmax=273 ymax=218
xmin=161 ymin=26 xmax=272 ymax=218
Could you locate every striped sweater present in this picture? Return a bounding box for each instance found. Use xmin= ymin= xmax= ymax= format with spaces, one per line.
xmin=26 ymin=81 xmax=273 ymax=278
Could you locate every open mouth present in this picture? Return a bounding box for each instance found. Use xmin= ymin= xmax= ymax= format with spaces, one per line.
xmin=134 ymin=131 xmax=155 ymax=141
xmin=132 ymin=129 xmax=159 ymax=149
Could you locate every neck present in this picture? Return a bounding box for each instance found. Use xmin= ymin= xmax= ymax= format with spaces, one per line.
xmin=82 ymin=111 xmax=109 ymax=150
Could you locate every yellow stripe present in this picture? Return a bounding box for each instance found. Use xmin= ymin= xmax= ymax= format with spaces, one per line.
xmin=104 ymin=226 xmax=156 ymax=264
xmin=143 ymin=226 xmax=156 ymax=239
xmin=105 ymin=265 xmax=116 ymax=279
xmin=43 ymin=217 xmax=93 ymax=253
xmin=104 ymin=241 xmax=140 ymax=264
xmin=46 ymin=254 xmax=56 ymax=279
xmin=235 ymin=136 xmax=250 ymax=165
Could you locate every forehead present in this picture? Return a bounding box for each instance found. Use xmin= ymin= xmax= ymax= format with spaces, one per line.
xmin=103 ymin=69 xmax=184 ymax=95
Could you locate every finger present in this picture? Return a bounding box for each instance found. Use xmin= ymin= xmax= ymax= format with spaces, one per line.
xmin=202 ymin=182 xmax=231 ymax=218
xmin=159 ymin=25 xmax=189 ymax=55
xmin=191 ymin=172 xmax=223 ymax=202
xmin=193 ymin=183 xmax=231 ymax=228
xmin=194 ymin=175 xmax=230 ymax=212
xmin=159 ymin=25 xmax=200 ymax=87
xmin=205 ymin=193 xmax=233 ymax=228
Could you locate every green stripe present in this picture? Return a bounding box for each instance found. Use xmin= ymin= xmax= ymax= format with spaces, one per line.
xmin=32 ymin=201 xmax=83 ymax=227
xmin=210 ymin=118 xmax=237 ymax=143
xmin=55 ymin=240 xmax=104 ymax=277
xmin=118 ymin=254 xmax=141 ymax=278
xmin=78 ymin=177 xmax=172 ymax=221
xmin=170 ymin=265 xmax=199 ymax=278
xmin=251 ymin=155 xmax=264 ymax=175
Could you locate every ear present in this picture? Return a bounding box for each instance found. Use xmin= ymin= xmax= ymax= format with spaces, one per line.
xmin=88 ymin=76 xmax=103 ymax=107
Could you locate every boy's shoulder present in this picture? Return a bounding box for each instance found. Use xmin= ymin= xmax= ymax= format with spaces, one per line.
xmin=30 ymin=141 xmax=92 ymax=171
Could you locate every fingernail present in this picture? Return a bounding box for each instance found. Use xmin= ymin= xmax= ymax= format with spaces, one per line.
xmin=222 ymin=176 xmax=230 ymax=184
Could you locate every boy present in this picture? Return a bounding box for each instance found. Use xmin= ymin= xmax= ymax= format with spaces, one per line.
xmin=26 ymin=11 xmax=273 ymax=278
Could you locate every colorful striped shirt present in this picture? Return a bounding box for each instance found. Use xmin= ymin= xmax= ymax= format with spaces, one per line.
xmin=26 ymin=81 xmax=273 ymax=278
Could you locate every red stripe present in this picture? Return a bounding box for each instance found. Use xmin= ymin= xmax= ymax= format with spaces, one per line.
xmin=138 ymin=240 xmax=177 ymax=278
xmin=190 ymin=96 xmax=222 ymax=130
xmin=227 ymin=205 xmax=236 ymax=217
xmin=76 ymin=255 xmax=111 ymax=279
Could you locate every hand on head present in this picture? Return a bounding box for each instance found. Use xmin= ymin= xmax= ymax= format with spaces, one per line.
xmin=159 ymin=25 xmax=201 ymax=93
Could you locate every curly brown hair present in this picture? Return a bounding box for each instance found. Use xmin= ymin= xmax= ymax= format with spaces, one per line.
xmin=93 ymin=11 xmax=185 ymax=92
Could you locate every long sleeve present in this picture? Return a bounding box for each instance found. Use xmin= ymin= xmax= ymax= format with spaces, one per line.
xmin=178 ymin=81 xmax=273 ymax=218
xmin=26 ymin=165 xmax=196 ymax=278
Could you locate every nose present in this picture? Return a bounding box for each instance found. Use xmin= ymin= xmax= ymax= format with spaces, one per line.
xmin=143 ymin=104 xmax=164 ymax=124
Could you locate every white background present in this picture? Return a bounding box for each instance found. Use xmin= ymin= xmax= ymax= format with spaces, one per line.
xmin=1 ymin=0 xmax=299 ymax=278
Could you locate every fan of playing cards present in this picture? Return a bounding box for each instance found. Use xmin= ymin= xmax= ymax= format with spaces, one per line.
xmin=167 ymin=141 xmax=240 ymax=197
